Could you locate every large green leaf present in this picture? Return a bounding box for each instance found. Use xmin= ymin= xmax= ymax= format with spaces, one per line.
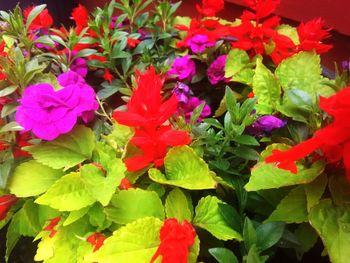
xmin=165 ymin=188 xmax=193 ymax=222
xmin=149 ymin=146 xmax=216 ymax=190
xmin=26 ymin=125 xmax=95 ymax=170
xmin=252 ymin=59 xmax=281 ymax=114
xmin=193 ymin=196 xmax=242 ymax=241
xmin=225 ymin=49 xmax=250 ymax=78
xmin=8 ymin=160 xmax=63 ymax=197
xmin=266 ymin=186 xmax=308 ymax=224
xmin=275 ymin=52 xmax=322 ymax=97
xmin=35 ymin=172 xmax=95 ymax=211
xmin=309 ymin=200 xmax=350 ymax=263
xmin=85 ymin=217 xmax=162 ymax=263
xmin=304 ymin=173 xmax=327 ymax=212
xmin=245 ymin=144 xmax=325 ymax=191
xmin=105 ymin=189 xmax=164 ymax=224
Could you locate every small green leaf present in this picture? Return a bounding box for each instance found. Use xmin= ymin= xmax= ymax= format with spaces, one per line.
xmin=256 ymin=222 xmax=285 ymax=251
xmin=0 ymin=121 xmax=23 ymax=133
xmin=63 ymin=207 xmax=90 ymax=226
xmin=209 ymin=248 xmax=239 ymax=263
xmin=165 ymin=188 xmax=193 ymax=222
xmin=8 ymin=160 xmax=63 ymax=197
xmin=243 ymin=217 xmax=257 ymax=251
xmin=304 ymin=173 xmax=327 ymax=212
xmin=26 ymin=4 xmax=46 ymax=30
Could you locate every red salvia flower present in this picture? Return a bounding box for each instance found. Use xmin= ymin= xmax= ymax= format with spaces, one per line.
xmin=127 ymin=38 xmax=141 ymax=48
xmin=266 ymin=87 xmax=350 ymax=180
xmin=13 ymin=132 xmax=32 ymax=158
xmin=243 ymin=0 xmax=280 ymax=20
xmin=103 ymin=69 xmax=113 ymax=84
xmin=0 ymin=194 xmax=17 ymax=220
xmin=270 ymin=34 xmax=297 ymax=64
xmin=23 ymin=6 xmax=53 ymax=31
xmin=151 ymin=219 xmax=196 ymax=263
xmin=119 ymin=178 xmax=134 ymax=190
xmin=196 ymin=0 xmax=224 ymax=17
xmin=71 ymin=4 xmax=89 ymax=30
xmin=44 ymin=217 xmax=61 ymax=238
xmin=86 ymin=233 xmax=106 ymax=252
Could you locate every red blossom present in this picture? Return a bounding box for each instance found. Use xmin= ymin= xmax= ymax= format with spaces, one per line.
xmin=243 ymin=0 xmax=280 ymax=20
xmin=0 ymin=194 xmax=17 ymax=220
xmin=23 ymin=6 xmax=53 ymax=31
xmin=86 ymin=233 xmax=106 ymax=252
xmin=71 ymin=4 xmax=89 ymax=30
xmin=44 ymin=217 xmax=61 ymax=238
xmin=119 ymin=178 xmax=133 ymax=190
xmin=103 ymin=69 xmax=113 ymax=84
xmin=266 ymin=87 xmax=350 ymax=180
xmin=127 ymin=38 xmax=140 ymax=48
xmin=151 ymin=219 xmax=196 ymax=263
xmin=13 ymin=132 xmax=32 ymax=158
xmin=270 ymin=34 xmax=297 ymax=64
xmin=196 ymin=0 xmax=224 ymax=17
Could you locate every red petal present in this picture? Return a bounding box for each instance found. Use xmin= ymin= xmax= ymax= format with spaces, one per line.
xmin=112 ymin=111 xmax=147 ymax=127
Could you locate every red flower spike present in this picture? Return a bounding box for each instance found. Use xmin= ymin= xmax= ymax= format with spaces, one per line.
xmin=244 ymin=0 xmax=280 ymax=20
xmin=44 ymin=217 xmax=61 ymax=238
xmin=23 ymin=6 xmax=53 ymax=31
xmin=119 ymin=178 xmax=134 ymax=190
xmin=13 ymin=132 xmax=32 ymax=158
xmin=127 ymin=38 xmax=141 ymax=48
xmin=196 ymin=0 xmax=224 ymax=17
xmin=71 ymin=4 xmax=89 ymax=29
xmin=0 ymin=194 xmax=17 ymax=220
xmin=103 ymin=69 xmax=113 ymax=84
xmin=270 ymin=34 xmax=297 ymax=64
xmin=86 ymin=233 xmax=106 ymax=252
xmin=151 ymin=219 xmax=196 ymax=263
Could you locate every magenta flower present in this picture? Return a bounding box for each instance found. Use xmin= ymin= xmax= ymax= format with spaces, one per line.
xmin=16 ymin=71 xmax=98 ymax=141
xmin=207 ymin=55 xmax=227 ymax=85
xmin=247 ymin=116 xmax=286 ymax=136
xmin=168 ymin=56 xmax=196 ymax=81
xmin=187 ymin=34 xmax=215 ymax=53
xmin=70 ymin=57 xmax=88 ymax=77
xmin=177 ymin=97 xmax=211 ymax=123
xmin=173 ymin=82 xmax=190 ymax=104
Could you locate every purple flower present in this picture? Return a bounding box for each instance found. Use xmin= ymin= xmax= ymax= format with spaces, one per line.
xmin=16 ymin=71 xmax=98 ymax=141
xmin=247 ymin=116 xmax=286 ymax=136
xmin=173 ymin=82 xmax=190 ymax=104
xmin=177 ymin=96 xmax=211 ymax=123
xmin=168 ymin=55 xmax=196 ymax=81
xmin=70 ymin=57 xmax=88 ymax=77
xmin=207 ymin=55 xmax=227 ymax=85
xmin=187 ymin=34 xmax=215 ymax=53
xmin=342 ymin=60 xmax=349 ymax=72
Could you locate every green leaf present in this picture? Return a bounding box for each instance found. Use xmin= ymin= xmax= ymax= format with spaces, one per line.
xmin=244 ymin=245 xmax=269 ymax=263
xmin=294 ymin=223 xmax=318 ymax=259
xmin=26 ymin=125 xmax=95 ymax=170
xmin=165 ymin=188 xmax=193 ymax=222
xmin=105 ymin=189 xmax=164 ymax=224
xmin=245 ymin=144 xmax=325 ymax=191
xmin=266 ymin=186 xmax=308 ymax=224
xmin=275 ymin=52 xmax=322 ymax=98
xmin=36 ymin=172 xmax=95 ymax=211
xmin=8 ymin=160 xmax=63 ymax=197
xmin=209 ymin=248 xmax=239 ymax=263
xmin=304 ymin=173 xmax=327 ymax=212
xmin=256 ymin=222 xmax=285 ymax=251
xmin=252 ymin=59 xmax=281 ymax=114
xmin=85 ymin=217 xmax=162 ymax=263
xmin=63 ymin=207 xmax=90 ymax=226
xmin=0 ymin=121 xmax=23 ymax=133
xmin=26 ymin=4 xmax=46 ymax=30
xmin=309 ymin=200 xmax=350 ymax=263
xmin=225 ymin=49 xmax=250 ymax=79
xmin=0 ymin=85 xmax=17 ymax=97
xmin=243 ymin=217 xmax=257 ymax=251
xmin=193 ymin=196 xmax=243 ymax=241
xmin=149 ymin=146 xmax=216 ymax=190
xmin=329 ymin=175 xmax=350 ymax=206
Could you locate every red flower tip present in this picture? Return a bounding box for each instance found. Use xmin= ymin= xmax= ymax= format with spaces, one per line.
xmin=247 ymin=91 xmax=255 ymax=98
xmin=127 ymin=38 xmax=141 ymax=48
xmin=196 ymin=0 xmax=224 ymax=17
xmin=71 ymin=4 xmax=89 ymax=29
xmin=103 ymin=69 xmax=113 ymax=84
xmin=119 ymin=178 xmax=134 ymax=190
xmin=266 ymin=150 xmax=298 ymax=174
xmin=23 ymin=6 xmax=53 ymax=31
xmin=244 ymin=0 xmax=280 ymax=19
xmin=87 ymin=233 xmax=106 ymax=252
xmin=44 ymin=217 xmax=61 ymax=238
xmin=151 ymin=219 xmax=196 ymax=263
xmin=0 ymin=194 xmax=17 ymax=220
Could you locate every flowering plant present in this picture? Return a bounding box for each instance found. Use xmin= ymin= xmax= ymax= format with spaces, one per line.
xmin=0 ymin=1 xmax=349 ymax=262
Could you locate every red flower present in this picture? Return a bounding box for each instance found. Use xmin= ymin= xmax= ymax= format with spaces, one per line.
xmin=0 ymin=194 xmax=17 ymax=220
xmin=297 ymin=18 xmax=333 ymax=54
xmin=86 ymin=233 xmax=106 ymax=252
xmin=266 ymin=87 xmax=350 ymax=180
xmin=13 ymin=132 xmax=32 ymax=158
xmin=23 ymin=6 xmax=53 ymax=31
xmin=44 ymin=217 xmax=61 ymax=238
xmin=119 ymin=178 xmax=133 ymax=190
xmin=243 ymin=0 xmax=280 ymax=20
xmin=196 ymin=0 xmax=224 ymax=17
xmin=127 ymin=38 xmax=141 ymax=48
xmin=71 ymin=4 xmax=89 ymax=29
xmin=103 ymin=69 xmax=113 ymax=84
xmin=151 ymin=219 xmax=196 ymax=263
xmin=270 ymin=34 xmax=297 ymax=64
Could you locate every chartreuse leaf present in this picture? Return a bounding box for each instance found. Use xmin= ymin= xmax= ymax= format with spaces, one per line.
xmin=245 ymin=144 xmax=325 ymax=191
xmin=149 ymin=146 xmax=216 ymax=190
xmin=7 ymin=160 xmax=63 ymax=197
xmin=252 ymin=59 xmax=281 ymax=114
xmin=35 ymin=172 xmax=95 ymax=211
xmin=209 ymin=248 xmax=239 ymax=263
xmin=266 ymin=186 xmax=308 ymax=224
xmin=275 ymin=52 xmax=322 ymax=97
xmin=103 ymin=122 xmax=134 ymax=152
xmin=105 ymin=189 xmax=164 ymax=224
xmin=225 ymin=49 xmax=254 ymax=85
xmin=85 ymin=217 xmax=162 ymax=263
xmin=309 ymin=199 xmax=350 ymax=263
xmin=304 ymin=173 xmax=327 ymax=212
xmin=26 ymin=125 xmax=95 ymax=170
xmin=193 ymin=196 xmax=243 ymax=241
xmin=165 ymin=188 xmax=193 ymax=222
xmin=80 ymin=159 xmax=125 ymax=206
xmin=63 ymin=207 xmax=90 ymax=226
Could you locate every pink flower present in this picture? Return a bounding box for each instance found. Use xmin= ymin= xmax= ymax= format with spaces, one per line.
xmin=168 ymin=56 xmax=196 ymax=81
xmin=16 ymin=71 xmax=98 ymax=141
xmin=207 ymin=55 xmax=228 ymax=84
xmin=187 ymin=34 xmax=215 ymax=53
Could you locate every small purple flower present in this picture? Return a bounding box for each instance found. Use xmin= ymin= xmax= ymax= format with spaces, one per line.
xmin=342 ymin=60 xmax=349 ymax=72
xmin=247 ymin=115 xmax=286 ymax=136
xmin=187 ymin=34 xmax=215 ymax=53
xmin=177 ymin=96 xmax=211 ymax=123
xmin=173 ymin=82 xmax=190 ymax=104
xmin=168 ymin=55 xmax=196 ymax=81
xmin=16 ymin=71 xmax=98 ymax=141
xmin=207 ymin=55 xmax=227 ymax=85
xmin=70 ymin=57 xmax=88 ymax=77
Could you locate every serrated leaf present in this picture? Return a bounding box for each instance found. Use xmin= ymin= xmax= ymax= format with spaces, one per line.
xmin=193 ymin=196 xmax=242 ymax=241
xmin=8 ymin=160 xmax=63 ymax=197
xmin=36 ymin=172 xmax=95 ymax=211
xmin=149 ymin=146 xmax=216 ymax=190
xmin=277 ymin=24 xmax=300 ymax=45
xmin=225 ymin=49 xmax=250 ymax=79
xmin=26 ymin=125 xmax=95 ymax=170
xmin=105 ymin=189 xmax=164 ymax=224
xmin=165 ymin=188 xmax=193 ymax=222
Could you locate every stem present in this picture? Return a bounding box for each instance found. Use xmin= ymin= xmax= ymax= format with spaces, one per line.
xmin=96 ymin=97 xmax=113 ymax=123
